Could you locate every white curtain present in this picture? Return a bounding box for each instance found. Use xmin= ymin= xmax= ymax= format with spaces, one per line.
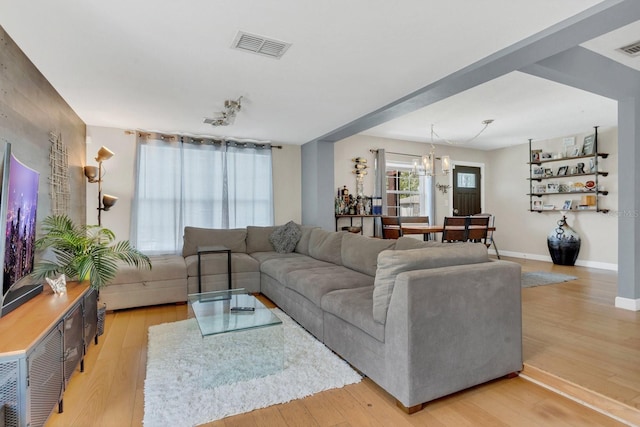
xmin=131 ymin=133 xmax=273 ymax=254
xmin=373 ymin=148 xmax=386 ymax=237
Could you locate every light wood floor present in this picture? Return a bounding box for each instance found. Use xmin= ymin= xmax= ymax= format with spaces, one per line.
xmin=45 ymin=258 xmax=639 ymax=427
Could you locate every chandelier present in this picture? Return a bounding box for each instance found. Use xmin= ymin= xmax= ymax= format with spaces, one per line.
xmin=413 ymin=120 xmax=494 ymax=177
xmin=413 ymin=149 xmax=450 ymax=177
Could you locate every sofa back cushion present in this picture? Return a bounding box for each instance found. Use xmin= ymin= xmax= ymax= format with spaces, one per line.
xmin=394 ymin=236 xmax=448 ymax=250
xmin=372 ymin=243 xmax=489 ymax=324
xmin=182 ymin=227 xmax=247 ymax=257
xmin=294 ymin=225 xmax=318 ymax=255
xmin=246 ymin=226 xmax=279 ymax=253
xmin=308 ymin=229 xmax=345 ymax=265
xmin=341 ymin=233 xmax=396 ymax=277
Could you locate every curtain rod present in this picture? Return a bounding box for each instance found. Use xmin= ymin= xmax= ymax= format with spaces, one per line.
xmin=126 ymin=129 xmax=282 ymax=149
xmin=369 ymin=149 xmax=421 ymax=157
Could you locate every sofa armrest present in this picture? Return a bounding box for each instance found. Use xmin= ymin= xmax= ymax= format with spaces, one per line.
xmin=383 ymin=260 xmax=522 ymax=407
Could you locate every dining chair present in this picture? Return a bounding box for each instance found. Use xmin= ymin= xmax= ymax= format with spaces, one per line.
xmin=401 ymin=216 xmax=429 ymax=224
xmin=381 ymin=216 xmax=403 ymax=239
xmin=473 ymin=213 xmax=500 ymax=259
xmin=466 ymin=215 xmax=490 ymax=245
xmin=400 ymin=216 xmax=430 ymax=240
xmin=441 ymin=216 xmax=468 ymax=242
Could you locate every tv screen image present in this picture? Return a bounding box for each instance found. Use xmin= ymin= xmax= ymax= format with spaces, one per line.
xmin=0 ymin=143 xmax=42 ymax=317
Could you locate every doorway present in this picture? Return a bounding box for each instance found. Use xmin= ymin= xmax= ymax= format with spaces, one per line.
xmin=452 ymin=165 xmax=482 ymax=216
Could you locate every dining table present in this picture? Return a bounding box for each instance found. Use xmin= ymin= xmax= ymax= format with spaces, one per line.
xmin=399 ymin=224 xmax=496 ymax=241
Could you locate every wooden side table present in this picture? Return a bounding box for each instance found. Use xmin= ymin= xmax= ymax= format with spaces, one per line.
xmin=197 ymin=245 xmax=232 ymax=293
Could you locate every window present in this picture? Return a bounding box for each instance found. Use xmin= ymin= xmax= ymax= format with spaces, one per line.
xmin=132 ymin=135 xmax=273 ymax=254
xmin=457 ymin=172 xmax=477 ymax=188
xmin=385 ymin=158 xmax=424 ymax=217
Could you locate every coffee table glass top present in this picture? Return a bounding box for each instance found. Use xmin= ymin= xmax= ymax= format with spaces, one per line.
xmin=187 ymin=289 xmax=281 ymax=337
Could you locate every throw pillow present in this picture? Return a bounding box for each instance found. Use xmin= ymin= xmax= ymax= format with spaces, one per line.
xmin=269 ymin=221 xmax=302 ymax=253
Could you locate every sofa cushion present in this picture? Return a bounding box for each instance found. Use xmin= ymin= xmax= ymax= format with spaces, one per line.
xmin=260 ymin=256 xmax=335 ymax=285
xmin=269 ymin=221 xmax=302 ymax=253
xmin=341 ymin=233 xmax=396 ymax=277
xmin=308 ymin=229 xmax=345 ymax=265
xmin=321 ymin=286 xmax=385 ymax=342
xmin=250 ymin=251 xmax=305 ymax=264
xmin=110 ymin=254 xmax=186 ymax=285
xmin=184 ymin=253 xmax=259 ymax=277
xmin=394 ymin=236 xmax=448 ymax=250
xmin=373 ymin=243 xmax=489 ymax=324
xmin=294 ymin=225 xmax=318 ymax=256
xmin=286 ymin=265 xmax=374 ymax=306
xmin=182 ymin=227 xmax=247 ymax=256
xmin=246 ymin=225 xmax=279 ymax=253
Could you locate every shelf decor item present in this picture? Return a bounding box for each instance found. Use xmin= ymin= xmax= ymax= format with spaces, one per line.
xmin=582 ymin=134 xmax=596 ymax=155
xmin=547 ymin=215 xmax=581 ymax=266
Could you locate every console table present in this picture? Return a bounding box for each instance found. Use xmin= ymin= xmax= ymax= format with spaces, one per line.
xmin=335 ymin=215 xmax=382 ymax=236
xmin=0 ymin=281 xmax=97 ymax=427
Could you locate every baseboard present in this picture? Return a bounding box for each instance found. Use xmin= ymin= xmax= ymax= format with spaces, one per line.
xmin=615 ymin=297 xmax=640 ymax=311
xmin=521 ymin=364 xmax=640 ymax=426
xmin=497 ymin=250 xmax=618 ymax=271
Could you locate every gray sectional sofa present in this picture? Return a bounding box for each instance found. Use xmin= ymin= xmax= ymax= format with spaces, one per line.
xmin=100 ymin=224 xmax=523 ymax=412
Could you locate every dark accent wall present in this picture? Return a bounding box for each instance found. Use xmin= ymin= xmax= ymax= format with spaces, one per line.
xmin=0 ymin=25 xmax=86 ymax=228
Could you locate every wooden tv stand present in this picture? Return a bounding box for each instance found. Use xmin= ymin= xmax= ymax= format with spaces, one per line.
xmin=0 ymin=281 xmax=97 ymax=427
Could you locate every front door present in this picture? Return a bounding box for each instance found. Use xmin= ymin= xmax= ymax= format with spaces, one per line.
xmin=453 ymin=165 xmax=481 ymax=216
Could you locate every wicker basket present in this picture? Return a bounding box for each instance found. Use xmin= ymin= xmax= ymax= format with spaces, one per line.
xmin=97 ymin=303 xmax=106 ymax=336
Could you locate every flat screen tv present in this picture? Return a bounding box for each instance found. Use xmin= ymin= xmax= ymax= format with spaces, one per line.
xmin=0 ymin=143 xmax=42 ymax=317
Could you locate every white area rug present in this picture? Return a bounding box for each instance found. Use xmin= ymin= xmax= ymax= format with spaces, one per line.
xmin=522 ymin=271 xmax=577 ymax=288
xmin=144 ymin=309 xmax=362 ymax=426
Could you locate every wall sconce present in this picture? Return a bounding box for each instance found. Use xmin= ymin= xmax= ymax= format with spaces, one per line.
xmin=84 ymin=145 xmax=116 ymax=226
xmin=436 ymin=182 xmax=451 ymax=194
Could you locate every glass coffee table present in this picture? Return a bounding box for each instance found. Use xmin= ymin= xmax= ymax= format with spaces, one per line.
xmin=187 ymin=289 xmax=283 ymax=388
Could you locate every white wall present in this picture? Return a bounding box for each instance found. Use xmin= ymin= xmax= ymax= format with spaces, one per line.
xmin=272 ymin=144 xmax=302 ymax=225
xmin=490 ymin=127 xmax=618 ymax=269
xmin=335 ymin=131 xmax=618 ymax=268
xmin=86 ymin=126 xmax=302 ymax=243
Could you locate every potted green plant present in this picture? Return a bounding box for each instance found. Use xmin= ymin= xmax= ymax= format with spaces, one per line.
xmin=32 ymin=214 xmax=151 ymax=290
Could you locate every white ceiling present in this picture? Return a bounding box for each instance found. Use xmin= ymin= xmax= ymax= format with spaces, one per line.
xmin=0 ymin=1 xmax=637 ymax=149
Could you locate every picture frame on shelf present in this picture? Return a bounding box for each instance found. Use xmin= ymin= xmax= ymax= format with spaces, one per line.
xmin=534 ymin=184 xmax=546 ymax=193
xmin=547 ymin=183 xmax=559 ymax=193
xmin=582 ymin=134 xmax=596 ymax=155
xmin=568 ymin=146 xmax=581 ymax=157
xmin=532 ymin=167 xmax=544 ymax=178
xmin=532 ymin=200 xmax=543 ymax=211
xmin=542 ymin=204 xmax=555 ymax=210
xmin=531 ymin=149 xmax=542 ymax=162
xmin=543 ymin=168 xmax=553 ymax=177
xmin=541 ymin=152 xmax=552 ymax=160
xmin=561 ymin=200 xmax=572 ymax=211
xmin=557 ymin=165 xmax=568 ymax=176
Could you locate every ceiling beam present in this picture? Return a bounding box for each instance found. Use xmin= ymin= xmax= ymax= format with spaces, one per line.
xmin=309 ymin=0 xmax=640 ymax=144
xmin=520 ymin=46 xmax=640 ymax=100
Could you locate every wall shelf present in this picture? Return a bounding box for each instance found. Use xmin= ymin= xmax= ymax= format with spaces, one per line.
xmin=528 ymin=126 xmax=608 ymax=213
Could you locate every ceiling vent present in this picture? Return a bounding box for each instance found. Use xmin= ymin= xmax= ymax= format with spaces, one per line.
xmin=232 ymin=31 xmax=291 ymax=59
xmin=617 ymin=40 xmax=640 ymax=57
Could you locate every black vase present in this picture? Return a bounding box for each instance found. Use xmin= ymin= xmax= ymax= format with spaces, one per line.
xmin=547 ymin=215 xmax=580 ymax=266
